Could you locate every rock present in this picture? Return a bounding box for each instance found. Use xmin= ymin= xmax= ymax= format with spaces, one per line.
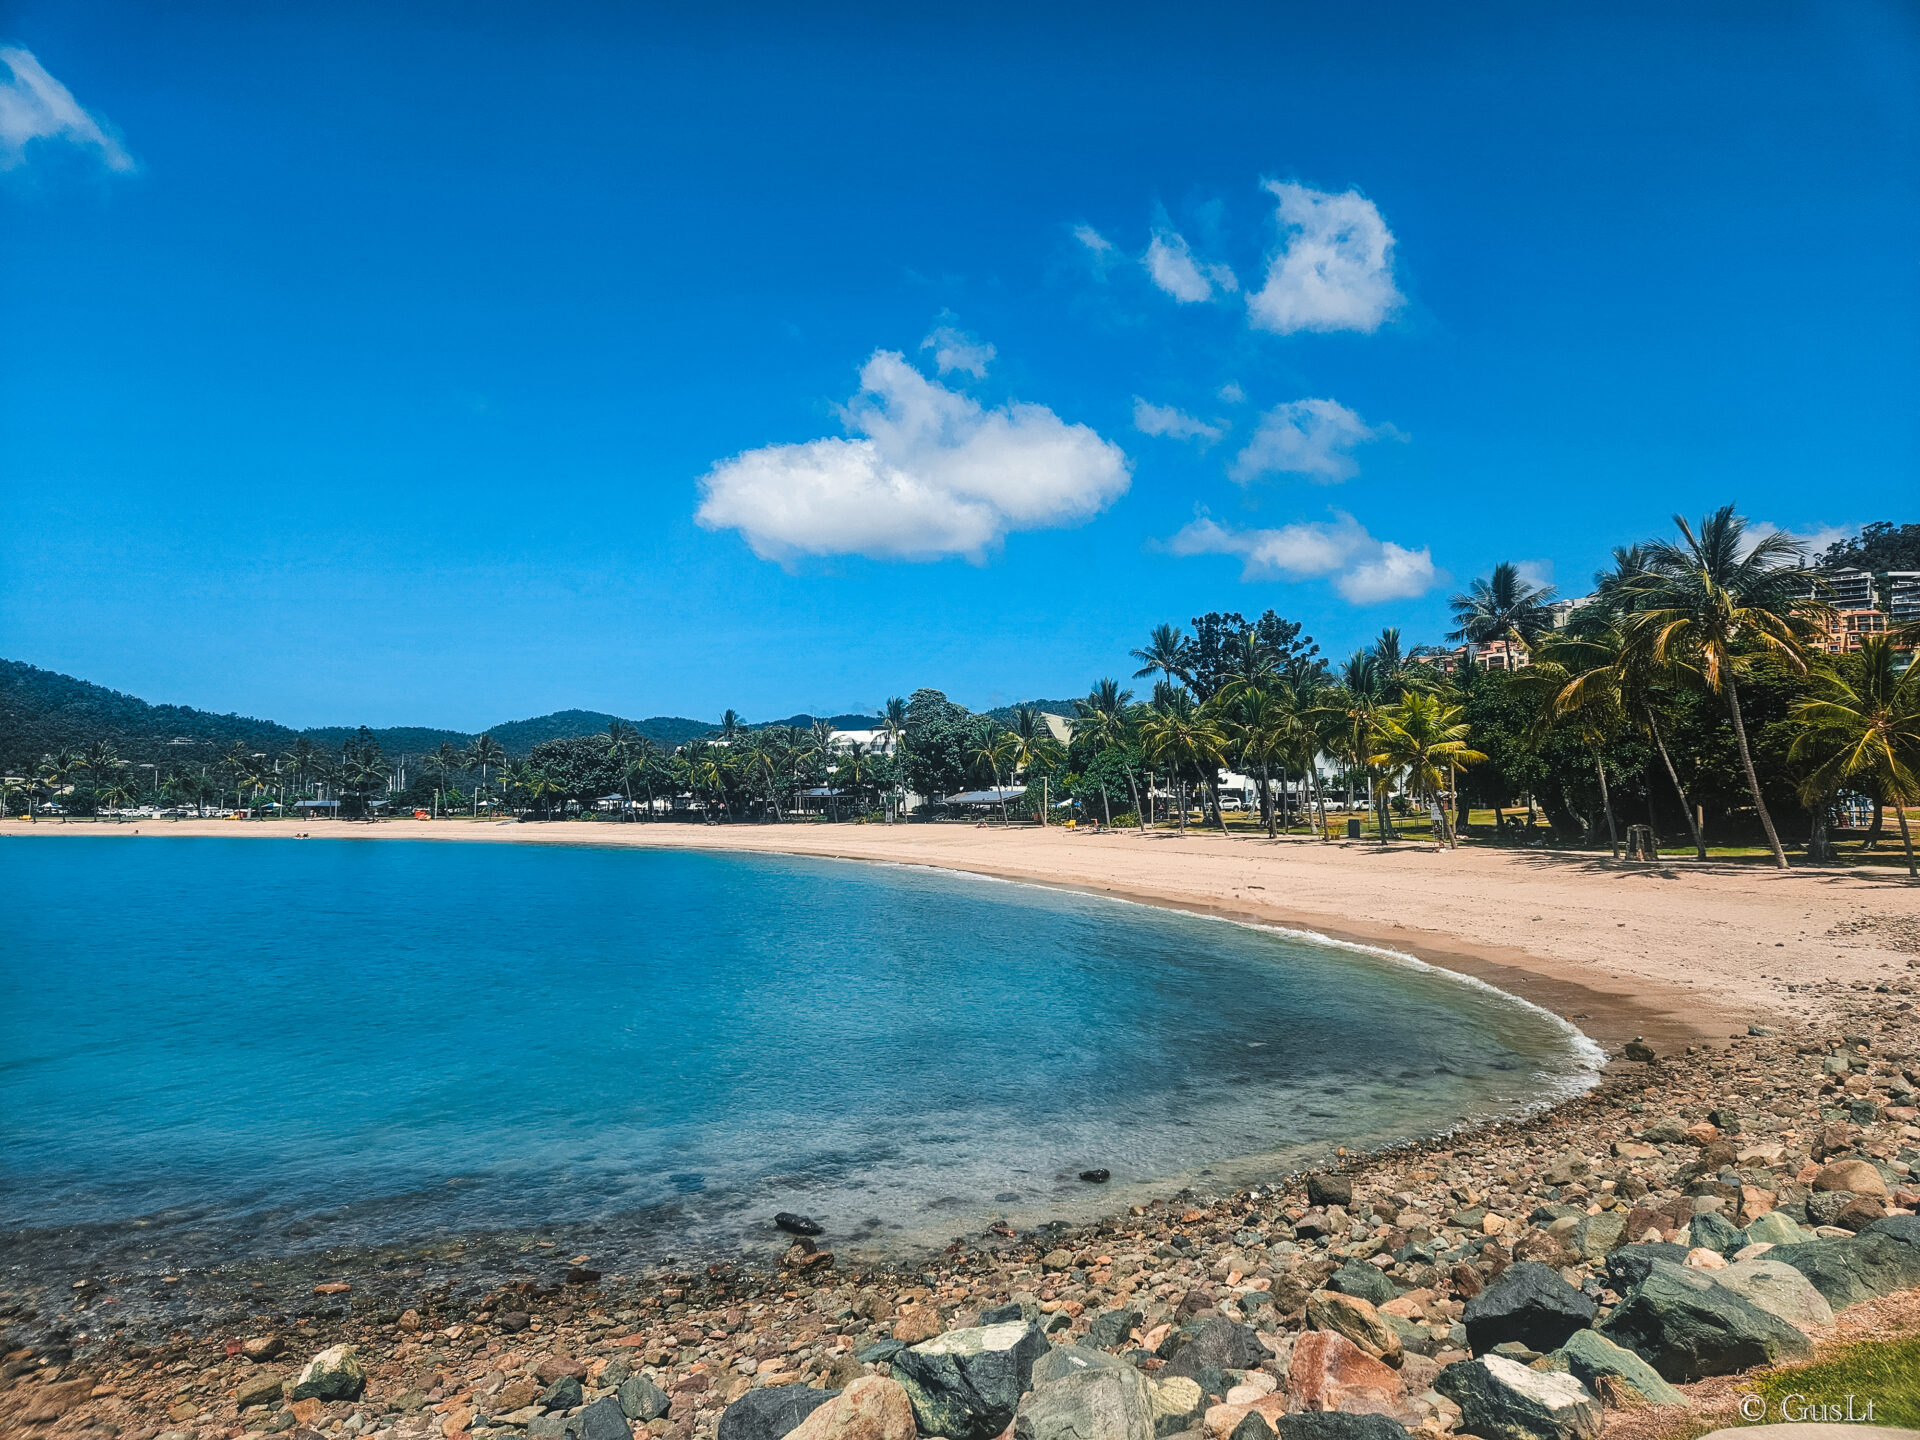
xmin=1604 ymin=1243 xmax=1690 ymax=1291
xmin=786 ymin=1377 xmax=917 ymax=1440
xmin=1286 ymin=1331 xmax=1406 ymax=1417
xmin=1742 ymin=1212 xmax=1812 ymax=1248
xmin=1277 ymin=1416 xmax=1412 ymax=1440
xmin=1329 ymin=1260 xmax=1399 ymax=1307
xmin=1567 ymin=1213 xmax=1625 ymax=1261
xmin=1086 ymin=1308 xmax=1143 ymax=1351
xmin=1012 ymin=1360 xmax=1153 ymax=1440
xmin=1158 ymin=1315 xmax=1268 ymax=1381
xmin=890 ymin=1320 xmax=1048 ymax=1440
xmin=1307 ymin=1290 xmax=1402 ymax=1366
xmin=1597 ymin=1259 xmax=1813 ymax=1380
xmin=1624 ymin=1038 xmax=1656 ymax=1062
xmin=1766 ymin=1224 xmax=1920 ymax=1310
xmin=242 ymin=1336 xmax=285 ymax=1363
xmin=776 ymin=1212 xmax=825 ymax=1236
xmin=497 ymin=1310 xmax=532 ymax=1333
xmin=1546 ymin=1330 xmax=1683 ymax=1407
xmin=537 ymin=1354 xmax=590 ymax=1383
xmin=978 ymin=1304 xmax=1025 ymax=1325
xmin=717 ymin=1385 xmax=841 ymax=1440
xmin=1435 ymin=1354 xmax=1601 ymax=1440
xmin=542 ymin=1376 xmax=585 ymax=1411
xmin=235 ymin=1369 xmax=287 ymax=1409
xmin=1712 ymin=1259 xmax=1835 ymax=1330
xmin=1687 ymin=1247 xmax=1728 ymax=1270
xmin=1812 ymin=1160 xmax=1888 ymax=1198
xmin=1308 ymin=1173 xmax=1354 ymax=1208
xmin=1079 ymin=1169 xmax=1112 ymax=1183
xmin=1833 ymin=1196 xmax=1888 ymax=1232
xmin=1229 ymin=1413 xmax=1278 ymax=1440
xmin=578 ymin=1395 xmax=635 ymax=1440
xmin=858 ymin=1341 xmax=909 ymax=1365
xmin=1147 ymin=1375 xmax=1206 ymax=1438
xmin=1689 ymin=1211 xmax=1745 ymax=1256
xmin=1462 ymin=1261 xmax=1596 ymax=1356
xmin=892 ymin=1303 xmax=943 ymax=1343
xmin=618 ymin=1375 xmax=672 ymax=1422
xmin=1541 ymin=1152 xmax=1591 ymax=1186
xmin=1806 ymin=1192 xmax=1857 ymax=1229
xmin=289 ymin=1344 xmax=365 ymax=1403
xmin=1032 ymin=1346 xmax=1129 ymax=1386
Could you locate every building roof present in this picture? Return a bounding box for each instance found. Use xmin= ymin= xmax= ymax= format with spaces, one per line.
xmin=945 ymin=785 xmax=1028 ymax=804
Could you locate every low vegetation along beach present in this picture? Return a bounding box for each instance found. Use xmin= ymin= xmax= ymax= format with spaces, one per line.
xmin=5 ymin=822 xmax=1919 ymax=1440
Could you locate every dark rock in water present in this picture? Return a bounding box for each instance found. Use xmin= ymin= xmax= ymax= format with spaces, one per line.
xmin=891 ymin=1321 xmax=1049 ymax=1440
xmin=1435 ymin=1354 xmax=1601 ymax=1440
xmin=541 ymin=1375 xmax=584 ymax=1412
xmin=1085 ymin=1308 xmax=1143 ymax=1351
xmin=1767 ymin=1223 xmax=1920 ymax=1310
xmin=1623 ymin=1038 xmax=1655 ymax=1062
xmin=1014 ymin=1357 xmax=1153 ymax=1440
xmin=857 ymin=1339 xmax=908 ymax=1365
xmin=1463 ymin=1261 xmax=1596 ymax=1356
xmin=716 ymin=1384 xmax=839 ymax=1440
xmin=578 ymin=1395 xmax=634 ymax=1440
xmin=565 ymin=1266 xmax=602 ymax=1286
xmin=1279 ymin=1414 xmax=1414 ymax=1440
xmin=774 ymin=1212 xmax=824 ymax=1237
xmin=977 ymin=1303 xmax=1025 ymax=1326
xmin=1230 ymin=1413 xmax=1278 ymax=1440
xmin=497 ymin=1310 xmax=531 ymax=1333
xmin=1328 ymin=1259 xmax=1399 ymax=1308
xmin=1603 ymin=1243 xmax=1689 ymax=1292
xmin=1079 ymin=1169 xmax=1111 ymax=1183
xmin=1157 ymin=1316 xmax=1266 ymax=1384
xmin=1597 ymin=1259 xmax=1812 ymax=1381
xmin=1308 ymin=1172 xmax=1353 ymax=1208
xmin=617 ymin=1375 xmax=671 ymax=1422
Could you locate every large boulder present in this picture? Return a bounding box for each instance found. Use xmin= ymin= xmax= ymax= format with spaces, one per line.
xmin=1031 ymin=1346 xmax=1130 ymax=1387
xmin=890 ymin=1321 xmax=1049 ymax=1440
xmin=1278 ymin=1417 xmax=1412 ymax=1440
xmin=1286 ymin=1331 xmax=1407 ymax=1419
xmin=1567 ymin=1213 xmax=1625 ymax=1261
xmin=1085 ymin=1308 xmax=1143 ymax=1351
xmin=1604 ymin=1243 xmax=1690 ymax=1291
xmin=1307 ymin=1290 xmax=1401 ymax=1366
xmin=1012 ymin=1360 xmax=1153 ymax=1440
xmin=289 ymin=1344 xmax=365 ymax=1403
xmin=1159 ymin=1315 xmax=1269 ymax=1388
xmin=1711 ymin=1259 xmax=1835 ymax=1331
xmin=1741 ymin=1212 xmax=1812 ymax=1248
xmin=786 ymin=1377 xmax=917 ymax=1440
xmin=1434 ymin=1355 xmax=1601 ymax=1440
xmin=619 ymin=1374 xmax=672 ymax=1422
xmin=1766 ymin=1221 xmax=1920 ymax=1311
xmin=234 ymin=1369 xmax=287 ymax=1410
xmin=1689 ymin=1211 xmax=1745 ymax=1257
xmin=1463 ymin=1261 xmax=1597 ymax=1356
xmin=1329 ymin=1260 xmax=1399 ymax=1308
xmin=717 ymin=1385 xmax=841 ymax=1440
xmin=1597 ymin=1260 xmax=1813 ymax=1381
xmin=1812 ymin=1160 xmax=1889 ymax=1198
xmin=577 ymin=1396 xmax=635 ymax=1440
xmin=1146 ymin=1376 xmax=1205 ymax=1438
xmin=1545 ymin=1330 xmax=1683 ymax=1407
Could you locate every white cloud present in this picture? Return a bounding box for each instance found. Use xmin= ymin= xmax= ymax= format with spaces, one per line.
xmin=1514 ymin=558 xmax=1555 ymax=590
xmin=1749 ymin=520 xmax=1851 ymax=561
xmin=1229 ymin=398 xmax=1383 ymax=484
xmin=1073 ymin=223 xmax=1115 ymax=254
xmin=1217 ymin=381 xmax=1247 ymax=405
xmin=1247 ymin=182 xmax=1400 ymax=334
xmin=920 ymin=323 xmax=995 ymax=379
xmin=1132 ymin=398 xmax=1223 ymax=443
xmin=0 ymin=47 xmax=132 ymax=172
xmin=1165 ymin=512 xmax=1443 ymax=603
xmin=1143 ymin=229 xmax=1237 ymax=303
xmin=696 ymin=349 xmax=1131 ymax=564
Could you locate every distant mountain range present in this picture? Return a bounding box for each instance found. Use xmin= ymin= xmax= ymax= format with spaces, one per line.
xmin=0 ymin=658 xmax=1082 ymax=774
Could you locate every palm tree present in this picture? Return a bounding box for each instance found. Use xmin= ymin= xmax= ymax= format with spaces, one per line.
xmin=38 ymin=748 xmax=81 ymax=816
xmin=1007 ymin=706 xmax=1062 ymax=824
xmin=1535 ymin=624 xmax=1709 ymax=860
xmin=1448 ymin=562 xmax=1559 ymax=646
xmin=605 ymin=722 xmax=639 ymax=820
xmin=969 ymin=729 xmax=1017 ymax=823
xmin=430 ymin=740 xmax=462 ymax=818
xmin=466 ymin=733 xmax=506 ymax=815
xmin=1628 ymin=505 xmax=1829 ymax=868
xmin=1790 ymin=635 xmax=1920 ymax=878
xmin=1224 ymin=686 xmax=1296 ymax=838
xmin=1139 ymin=690 xmax=1226 ymax=835
xmin=1370 ymin=627 xmax=1434 ymax=700
xmin=1370 ymin=693 xmax=1486 ymax=848
xmin=1516 ymin=642 xmax=1628 ymax=858
xmin=1317 ymin=652 xmax=1398 ymax=840
xmin=877 ymin=697 xmax=910 ymax=821
xmin=718 ymin=709 xmax=745 ymax=741
xmin=1071 ymin=681 xmax=1140 ymax=825
xmin=1130 ymin=624 xmax=1193 ymax=690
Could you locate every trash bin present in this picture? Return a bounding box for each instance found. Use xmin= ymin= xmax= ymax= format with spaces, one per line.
xmin=1346 ymin=817 xmax=1363 ymax=839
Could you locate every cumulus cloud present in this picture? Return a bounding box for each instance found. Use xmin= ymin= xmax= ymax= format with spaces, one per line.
xmin=1217 ymin=381 xmax=1246 ymax=405
xmin=1229 ymin=398 xmax=1384 ymax=484
xmin=1143 ymin=229 xmax=1237 ymax=303
xmin=0 ymin=47 xmax=132 ymax=171
xmin=1748 ymin=520 xmax=1851 ymax=561
xmin=1514 ymin=559 xmax=1556 ymax=590
xmin=1132 ymin=398 xmax=1223 ymax=443
xmin=1247 ymin=182 xmax=1400 ymax=334
xmin=1073 ymin=223 xmax=1115 ymax=254
xmin=1165 ymin=512 xmax=1443 ymax=603
xmin=696 ymin=350 xmax=1131 ymax=564
xmin=920 ymin=323 xmax=996 ymax=378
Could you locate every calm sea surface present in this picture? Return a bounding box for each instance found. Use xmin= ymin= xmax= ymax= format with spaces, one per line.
xmin=0 ymin=837 xmax=1597 ymax=1267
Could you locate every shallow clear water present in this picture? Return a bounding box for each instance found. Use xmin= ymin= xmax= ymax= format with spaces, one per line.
xmin=0 ymin=837 xmax=1594 ymax=1265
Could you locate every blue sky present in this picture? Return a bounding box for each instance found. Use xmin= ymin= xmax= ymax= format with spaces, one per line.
xmin=4 ymin=2 xmax=1916 ymax=729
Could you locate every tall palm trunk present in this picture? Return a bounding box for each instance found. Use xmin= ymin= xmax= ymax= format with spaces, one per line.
xmin=1176 ymin=779 xmax=1188 ymax=834
xmin=1643 ymin=704 xmax=1706 ymax=860
xmin=1594 ymin=750 xmax=1619 ymax=860
xmin=1897 ymin=802 xmax=1917 ymax=879
xmin=1723 ymin=670 xmax=1789 ymax=868
xmin=1125 ymin=771 xmax=1143 ymax=830
xmin=1263 ymin=761 xmax=1277 ymax=838
xmin=1206 ymin=777 xmax=1228 ymax=834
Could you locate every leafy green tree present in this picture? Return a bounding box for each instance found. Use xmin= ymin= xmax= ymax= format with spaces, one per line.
xmin=1140 ymin=689 xmax=1226 ymax=835
xmin=1791 ymin=635 xmax=1920 ymax=878
xmin=1448 ymin=562 xmax=1559 ymax=645
xmin=1370 ymin=692 xmax=1486 ymax=847
xmin=465 ymin=732 xmax=506 ymax=814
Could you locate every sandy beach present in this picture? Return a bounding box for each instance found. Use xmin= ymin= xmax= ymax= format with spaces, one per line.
xmin=16 ymin=817 xmax=1920 ymax=1052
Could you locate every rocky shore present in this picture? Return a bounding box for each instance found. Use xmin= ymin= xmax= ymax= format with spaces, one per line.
xmin=5 ymin=976 xmax=1918 ymax=1440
